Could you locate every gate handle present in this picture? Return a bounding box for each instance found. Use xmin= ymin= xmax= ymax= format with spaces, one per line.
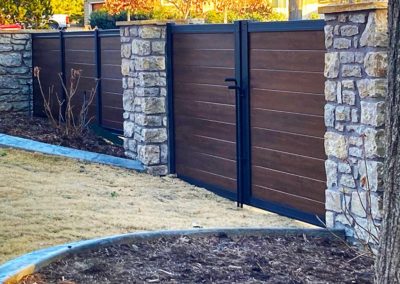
xmin=225 ymin=78 xmax=241 ymax=91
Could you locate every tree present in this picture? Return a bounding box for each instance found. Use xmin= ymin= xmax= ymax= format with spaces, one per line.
xmin=50 ymin=0 xmax=84 ymax=24
xmin=0 ymin=0 xmax=52 ymax=28
xmin=165 ymin=0 xmax=204 ymax=20
xmin=375 ymin=0 xmax=400 ymax=283
xmin=104 ymin=0 xmax=152 ymax=21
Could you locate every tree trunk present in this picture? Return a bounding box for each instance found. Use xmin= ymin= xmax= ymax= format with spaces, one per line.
xmin=375 ymin=0 xmax=400 ymax=283
xmin=288 ymin=0 xmax=302 ymax=20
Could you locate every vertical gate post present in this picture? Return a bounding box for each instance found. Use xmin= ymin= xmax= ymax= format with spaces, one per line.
xmin=320 ymin=2 xmax=388 ymax=245
xmin=166 ymin=23 xmax=175 ymax=174
xmin=118 ymin=20 xmax=170 ymax=175
xmin=94 ymin=28 xmax=102 ymax=126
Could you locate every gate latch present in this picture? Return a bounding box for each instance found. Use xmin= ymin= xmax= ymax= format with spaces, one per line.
xmin=225 ymin=78 xmax=242 ymax=95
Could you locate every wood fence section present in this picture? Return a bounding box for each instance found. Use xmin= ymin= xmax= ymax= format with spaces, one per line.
xmin=249 ymin=29 xmax=326 ymax=217
xmin=172 ymin=31 xmax=237 ymax=195
xmin=32 ymin=30 xmax=123 ymax=133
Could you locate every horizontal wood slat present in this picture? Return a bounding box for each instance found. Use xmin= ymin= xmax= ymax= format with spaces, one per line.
xmin=173 ymin=33 xmax=234 ymax=50
xmin=251 ymin=109 xmax=325 ymax=138
xmin=173 ymin=49 xmax=234 ymax=68
xmin=174 ymin=98 xmax=235 ymax=124
xmin=250 ymin=69 xmax=325 ymax=94
xmin=252 ymin=166 xmax=325 ymax=202
xmin=252 ymin=185 xmax=325 ymax=216
xmin=64 ymin=37 xmax=94 ymax=50
xmin=251 ymin=89 xmax=325 ymax=116
xmin=250 ymin=31 xmax=325 ymax=50
xmin=251 ymin=50 xmax=325 ymax=72
xmin=252 ymin=147 xmax=326 ymax=181
xmin=174 ymin=116 xmax=236 ymax=143
xmin=174 ymin=66 xmax=234 ymax=86
xmin=174 ymin=83 xmax=235 ymax=105
xmin=251 ymin=128 xmax=325 ymax=159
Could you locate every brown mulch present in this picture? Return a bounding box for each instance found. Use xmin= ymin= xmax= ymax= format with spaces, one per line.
xmin=0 ymin=113 xmax=124 ymax=157
xmin=21 ymin=234 xmax=374 ymax=284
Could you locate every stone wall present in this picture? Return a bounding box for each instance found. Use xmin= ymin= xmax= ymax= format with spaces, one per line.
xmin=321 ymin=3 xmax=388 ymax=245
xmin=0 ymin=32 xmax=32 ymax=114
xmin=119 ymin=22 xmax=168 ymax=175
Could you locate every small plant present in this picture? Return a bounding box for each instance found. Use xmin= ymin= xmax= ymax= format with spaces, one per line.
xmin=110 ymin=191 xmax=119 ymax=198
xmin=33 ymin=67 xmax=98 ymax=138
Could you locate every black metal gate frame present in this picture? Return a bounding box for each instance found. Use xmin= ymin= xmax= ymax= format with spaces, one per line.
xmin=166 ymin=20 xmax=325 ymax=226
xmin=31 ymin=29 xmax=121 ymax=133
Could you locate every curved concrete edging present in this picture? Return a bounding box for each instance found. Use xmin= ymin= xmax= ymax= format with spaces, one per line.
xmin=0 ymin=134 xmax=144 ymax=171
xmin=0 ymin=227 xmax=345 ymax=284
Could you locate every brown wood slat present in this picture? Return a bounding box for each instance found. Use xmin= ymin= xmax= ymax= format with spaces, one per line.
xmin=174 ymin=83 xmax=235 ymax=105
xmin=174 ymin=66 xmax=234 ymax=85
xmin=102 ymin=64 xmax=122 ymax=80
xmin=173 ymin=33 xmax=234 ymax=50
xmin=101 ymin=92 xmax=122 ymax=108
xmin=65 ymin=50 xmax=94 ymax=65
xmin=174 ymin=98 xmax=235 ymax=124
xmin=65 ymin=63 xmax=95 ymax=77
xmin=177 ymin=165 xmax=237 ymax=192
xmin=250 ymin=31 xmax=325 ymax=50
xmin=64 ymin=37 xmax=94 ymax=50
xmin=100 ymin=37 xmax=121 ymax=50
xmin=102 ymin=119 xmax=123 ymax=131
xmin=102 ymin=79 xmax=123 ymax=94
xmin=102 ymin=106 xmax=123 ymax=122
xmin=175 ymin=133 xmax=236 ymax=161
xmin=252 ymin=166 xmax=325 ymax=202
xmin=253 ymin=185 xmax=325 ymax=216
xmin=33 ymin=38 xmax=60 ymax=51
xmin=251 ymin=50 xmax=324 ymax=72
xmin=174 ymin=116 xmax=236 ymax=143
xmin=176 ymin=147 xmax=237 ymax=180
xmin=251 ymin=89 xmax=324 ymax=116
xmin=173 ymin=49 xmax=234 ymax=68
xmin=251 ymin=128 xmax=325 ymax=159
xmin=252 ymin=147 xmax=326 ymax=181
xmin=251 ymin=69 xmax=324 ymax=94
xmin=251 ymin=109 xmax=325 ymax=138
xmin=101 ymin=50 xmax=120 ymax=65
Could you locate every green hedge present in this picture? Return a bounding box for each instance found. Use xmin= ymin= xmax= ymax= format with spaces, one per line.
xmin=89 ymin=10 xmax=149 ymax=30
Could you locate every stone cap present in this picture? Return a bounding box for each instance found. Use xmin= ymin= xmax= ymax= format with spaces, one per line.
xmin=319 ymin=1 xmax=387 ymax=14
xmin=116 ymin=19 xmax=189 ymax=27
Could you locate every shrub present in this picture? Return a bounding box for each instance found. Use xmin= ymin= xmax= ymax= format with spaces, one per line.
xmin=89 ymin=9 xmax=150 ymax=29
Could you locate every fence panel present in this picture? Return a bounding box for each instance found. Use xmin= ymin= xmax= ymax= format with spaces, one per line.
xmin=32 ymin=30 xmax=123 ymax=133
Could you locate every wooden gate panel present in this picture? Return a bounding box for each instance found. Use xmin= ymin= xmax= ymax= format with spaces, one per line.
xmin=249 ymin=28 xmax=326 ymax=220
xmin=172 ymin=30 xmax=237 ymax=196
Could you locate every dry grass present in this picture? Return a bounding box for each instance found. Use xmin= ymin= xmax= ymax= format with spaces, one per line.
xmin=0 ymin=148 xmax=311 ymax=264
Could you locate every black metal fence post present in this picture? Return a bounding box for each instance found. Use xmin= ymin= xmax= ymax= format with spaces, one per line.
xmin=94 ymin=29 xmax=102 ymax=126
xmin=166 ymin=23 xmax=176 ymax=174
xmin=59 ymin=30 xmax=66 ymax=117
xmin=240 ymin=20 xmax=251 ymax=206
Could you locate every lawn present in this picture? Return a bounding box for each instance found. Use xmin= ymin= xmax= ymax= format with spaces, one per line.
xmin=0 ymin=148 xmax=310 ymax=264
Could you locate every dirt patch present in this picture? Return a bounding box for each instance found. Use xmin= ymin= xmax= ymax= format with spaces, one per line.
xmin=21 ymin=234 xmax=373 ymax=284
xmin=0 ymin=149 xmax=311 ymax=264
xmin=0 ymin=113 xmax=124 ymax=157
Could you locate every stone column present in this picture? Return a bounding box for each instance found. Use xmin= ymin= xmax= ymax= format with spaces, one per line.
xmin=0 ymin=32 xmax=32 ymax=114
xmin=118 ymin=20 xmax=168 ymax=175
xmin=320 ymin=2 xmax=388 ymax=245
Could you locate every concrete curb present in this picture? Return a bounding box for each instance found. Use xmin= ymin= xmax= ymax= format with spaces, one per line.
xmin=0 ymin=134 xmax=144 ymax=172
xmin=0 ymin=227 xmax=345 ymax=284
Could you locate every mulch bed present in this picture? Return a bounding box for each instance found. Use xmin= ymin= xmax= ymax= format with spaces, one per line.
xmin=20 ymin=234 xmax=374 ymax=284
xmin=0 ymin=114 xmax=124 ymax=158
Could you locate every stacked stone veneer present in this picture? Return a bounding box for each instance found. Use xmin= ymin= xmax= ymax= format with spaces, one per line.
xmin=323 ymin=5 xmax=388 ymax=244
xmin=120 ymin=23 xmax=168 ymax=175
xmin=0 ymin=33 xmax=32 ymax=113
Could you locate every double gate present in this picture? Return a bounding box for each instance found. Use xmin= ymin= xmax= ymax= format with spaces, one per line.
xmin=167 ymin=20 xmax=326 ymax=225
